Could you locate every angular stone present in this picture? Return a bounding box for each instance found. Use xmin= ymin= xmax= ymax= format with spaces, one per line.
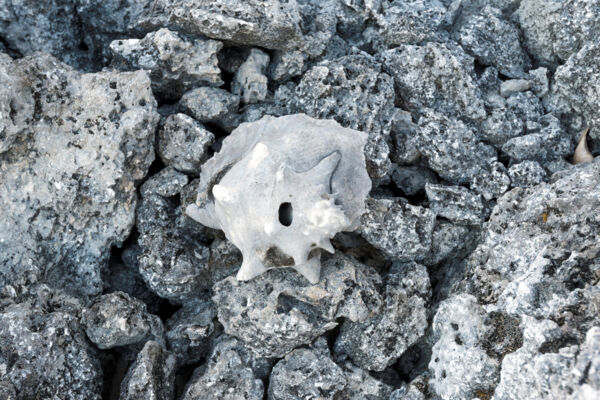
xmin=119 ymin=340 xmax=177 ymax=400
xmin=508 ymin=161 xmax=547 ymax=188
xmin=212 ymin=254 xmax=383 ymax=358
xmin=110 ymin=28 xmax=222 ymax=101
xmin=0 ymin=54 xmax=158 ymax=300
xmin=157 ymin=114 xmax=214 ymax=174
xmin=178 ymin=86 xmax=240 ymax=129
xmin=500 ymin=79 xmax=532 ymax=97
xmin=391 ymin=166 xmax=438 ymax=197
xmin=376 ymin=0 xmax=448 ymax=46
xmin=425 ymin=184 xmax=485 ymax=225
xmin=82 ymin=292 xmax=164 ymax=350
xmin=334 ymin=262 xmax=430 ymax=371
xmin=360 ymin=197 xmax=436 ymax=263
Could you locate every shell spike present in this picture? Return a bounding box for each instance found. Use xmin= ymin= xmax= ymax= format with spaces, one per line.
xmin=237 ymin=256 xmax=268 ymax=281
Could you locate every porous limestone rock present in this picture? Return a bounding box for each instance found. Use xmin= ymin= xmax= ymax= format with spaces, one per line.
xmin=119 ymin=340 xmax=177 ymax=400
xmin=187 ymin=114 xmax=371 ymax=283
xmin=178 ymin=86 xmax=240 ymax=130
xmin=82 ymin=291 xmax=164 ymax=350
xmin=109 ymin=28 xmax=222 ymax=100
xmin=0 ymin=53 xmax=158 ymax=300
xmin=425 ymin=184 xmax=485 ymax=225
xmin=212 ymin=254 xmax=383 ymax=358
xmin=376 ymin=0 xmax=448 ymax=46
xmin=232 ymin=48 xmax=270 ymax=104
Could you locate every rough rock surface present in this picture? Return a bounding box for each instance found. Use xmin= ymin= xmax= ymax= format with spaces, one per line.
xmin=0 ymin=53 xmax=158 ymax=300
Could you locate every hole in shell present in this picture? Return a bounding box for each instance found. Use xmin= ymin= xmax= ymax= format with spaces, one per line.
xmin=278 ymin=202 xmax=293 ymax=226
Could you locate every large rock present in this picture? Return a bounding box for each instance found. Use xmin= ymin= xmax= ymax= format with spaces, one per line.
xmin=0 ymin=296 xmax=102 ymax=399
xmin=0 ymin=53 xmax=159 ymax=300
xmin=212 ymin=254 xmax=383 ymax=358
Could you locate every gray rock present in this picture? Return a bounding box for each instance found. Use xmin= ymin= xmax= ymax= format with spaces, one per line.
xmin=338 ymin=361 xmax=394 ymax=400
xmin=471 ymin=161 xmax=511 ymax=201
xmin=212 ymin=254 xmax=383 ymax=358
xmin=277 ymin=53 xmax=395 ymax=178
xmin=140 ymin=167 xmax=189 ymax=198
xmin=232 ymin=48 xmax=270 ymax=104
xmin=77 ymin=0 xmax=148 ymax=36
xmin=390 ymin=108 xmax=421 ymax=165
xmin=157 ymin=114 xmax=215 ymax=174
xmin=515 ymin=0 xmax=600 ymax=65
xmin=428 ymin=294 xmax=500 ymax=400
xmin=457 ymin=6 xmax=531 ymax=78
xmin=0 ymin=54 xmax=158 ymax=300
xmin=529 ymin=67 xmax=549 ymax=98
xmin=119 ymin=340 xmax=177 ymax=400
xmin=334 ymin=262 xmax=431 ymax=371
xmin=425 ymin=183 xmax=485 ymax=225
xmin=424 ymin=220 xmax=480 ymax=267
xmin=0 ymin=298 xmax=102 ymax=399
xmin=136 ymin=0 xmax=303 ymax=51
xmin=546 ymin=43 xmax=600 ymax=139
xmin=508 ymin=161 xmax=547 ymax=188
xmin=391 ymin=166 xmax=438 ymax=197
xmin=110 ymin=28 xmax=222 ymax=101
xmin=480 ymin=106 xmax=524 ymax=146
xmin=360 ymin=197 xmax=436 ymax=263
xmin=384 ymin=42 xmax=486 ymax=121
xmin=268 ymin=339 xmax=347 ymax=400
xmin=82 ymin=291 xmax=164 ymax=350
xmin=178 ymin=86 xmax=240 ymax=130
xmin=376 ymin=0 xmax=448 ymax=46
xmin=0 ymin=0 xmax=93 ymax=69
xmin=166 ymin=299 xmax=218 ymax=366
xmin=136 ymin=171 xmax=241 ymax=303
xmin=501 ymin=114 xmax=572 ymax=163
xmin=182 ymin=336 xmax=267 ymax=400
xmin=269 ymin=50 xmax=307 ymax=82
xmin=417 ymin=109 xmax=498 ymax=185
xmin=500 ymin=79 xmax=532 ymax=97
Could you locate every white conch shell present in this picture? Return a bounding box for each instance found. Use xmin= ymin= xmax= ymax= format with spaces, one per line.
xmin=187 ymin=114 xmax=371 ymax=283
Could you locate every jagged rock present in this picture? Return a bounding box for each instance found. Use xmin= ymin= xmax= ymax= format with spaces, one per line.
xmin=181 ymin=336 xmax=269 ymax=400
xmin=546 ymin=43 xmax=600 ymax=139
xmin=416 ymin=109 xmax=498 ymax=185
xmin=471 ymin=161 xmax=511 ymax=201
xmin=110 ymin=28 xmax=222 ymax=101
xmin=0 ymin=53 xmax=158 ymax=300
xmin=337 ymin=361 xmax=394 ymax=400
xmin=428 ymin=294 xmax=500 ymax=399
xmin=425 ymin=184 xmax=485 ymax=225
xmin=119 ymin=340 xmax=177 ymax=400
xmin=140 ymin=167 xmax=189 ymax=198
xmin=508 ymin=161 xmax=547 ymax=188
xmin=0 ymin=297 xmax=102 ymax=399
xmin=376 ymin=0 xmax=448 ymax=46
xmin=389 ymin=108 xmax=421 ymax=165
xmin=276 ymin=53 xmax=395 ymax=178
xmin=334 ymin=262 xmax=431 ymax=371
xmin=502 ymin=114 xmax=572 ymax=163
xmin=384 ymin=43 xmax=486 ymax=121
xmin=136 ymin=169 xmax=241 ymax=303
xmin=232 ymin=48 xmax=270 ymax=104
xmin=135 ymin=0 xmax=304 ymax=51
xmin=268 ymin=339 xmax=347 ymax=400
xmin=391 ymin=166 xmax=438 ymax=197
xmin=178 ymin=86 xmax=240 ymax=130
xmin=165 ymin=299 xmax=218 ymax=366
xmin=269 ymin=50 xmax=307 ymax=82
xmin=457 ymin=6 xmax=530 ymax=78
xmin=360 ymin=197 xmax=436 ymax=263
xmin=212 ymin=254 xmax=383 ymax=358
xmin=82 ymin=291 xmax=164 ymax=350
xmin=157 ymin=114 xmax=214 ymax=174
xmin=529 ymin=67 xmax=549 ymax=98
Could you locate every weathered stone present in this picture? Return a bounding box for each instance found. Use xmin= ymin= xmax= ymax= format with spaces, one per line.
xmin=334 ymin=262 xmax=430 ymax=371
xmin=425 ymin=184 xmax=485 ymax=225
xmin=232 ymin=48 xmax=270 ymax=104
xmin=508 ymin=160 xmax=547 ymax=188
xmin=376 ymin=0 xmax=448 ymax=46
xmin=110 ymin=28 xmax=222 ymax=101
xmin=119 ymin=340 xmax=177 ymax=400
xmin=500 ymin=79 xmax=532 ymax=97
xmin=0 ymin=54 xmax=158 ymax=300
xmin=391 ymin=166 xmax=437 ymax=197
xmin=157 ymin=113 xmax=214 ymax=174
xmin=178 ymin=86 xmax=240 ymax=130
xmin=360 ymin=197 xmax=436 ymax=263
xmin=212 ymin=254 xmax=383 ymax=358
xmin=82 ymin=291 xmax=164 ymax=350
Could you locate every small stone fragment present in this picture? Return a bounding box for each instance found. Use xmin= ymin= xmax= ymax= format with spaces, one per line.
xmin=110 ymin=28 xmax=222 ymax=100
xmin=119 ymin=340 xmax=177 ymax=400
xmin=360 ymin=197 xmax=436 ymax=263
xmin=508 ymin=161 xmax=547 ymax=187
xmin=425 ymin=184 xmax=485 ymax=225
xmin=500 ymin=79 xmax=532 ymax=97
xmin=82 ymin=292 xmax=164 ymax=350
xmin=140 ymin=167 xmax=189 ymax=198
xmin=391 ymin=166 xmax=437 ymax=197
xmin=158 ymin=113 xmax=215 ymax=174
xmin=268 ymin=338 xmax=347 ymax=400
xmin=178 ymin=87 xmax=240 ymax=129
xmin=529 ymin=67 xmax=549 ymax=97
xmin=232 ymin=48 xmax=270 ymax=104
xmin=269 ymin=50 xmax=307 ymax=82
